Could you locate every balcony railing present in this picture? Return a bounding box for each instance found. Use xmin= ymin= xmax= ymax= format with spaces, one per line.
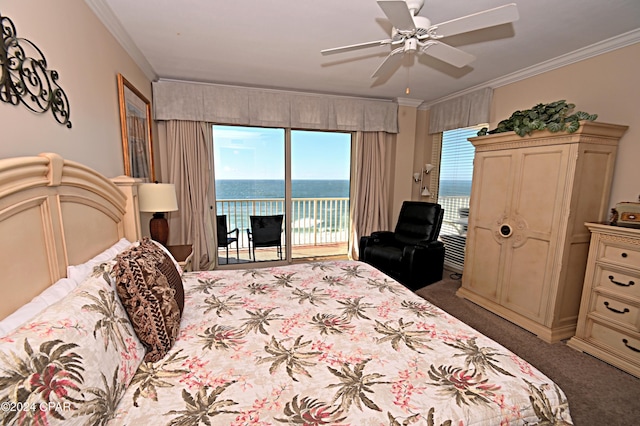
xmin=216 ymin=197 xmax=350 ymax=248
xmin=437 ymin=195 xmax=471 ymax=272
xmin=438 ymin=196 xmax=471 ymax=236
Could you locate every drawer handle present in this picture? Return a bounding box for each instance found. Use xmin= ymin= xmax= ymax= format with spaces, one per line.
xmin=604 ymin=301 xmax=630 ymax=314
xmin=621 ymin=252 xmax=628 ymax=258
xmin=622 ymin=339 xmax=640 ymax=353
xmin=608 ymin=275 xmax=635 ymax=287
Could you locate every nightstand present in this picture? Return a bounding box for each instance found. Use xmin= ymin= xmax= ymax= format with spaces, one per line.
xmin=166 ymin=244 xmax=193 ymax=272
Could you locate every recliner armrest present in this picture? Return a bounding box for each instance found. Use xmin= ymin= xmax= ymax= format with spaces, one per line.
xmin=370 ymin=231 xmax=395 ymax=244
xmin=359 ymin=231 xmax=395 ymax=261
xmin=416 ymin=240 xmax=444 ymax=248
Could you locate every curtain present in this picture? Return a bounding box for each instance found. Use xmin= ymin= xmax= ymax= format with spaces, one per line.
xmin=348 ymin=131 xmax=391 ymax=260
xmin=160 ymin=120 xmax=215 ymax=270
xmin=153 ymin=80 xmax=398 ymax=133
xmin=428 ymin=88 xmax=492 ymax=134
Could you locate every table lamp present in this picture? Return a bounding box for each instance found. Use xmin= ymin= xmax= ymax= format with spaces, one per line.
xmin=138 ymin=182 xmax=178 ymax=246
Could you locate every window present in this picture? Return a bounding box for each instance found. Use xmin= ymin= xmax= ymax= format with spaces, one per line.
xmin=212 ymin=125 xmax=351 ymax=265
xmin=433 ymin=124 xmax=485 ymax=273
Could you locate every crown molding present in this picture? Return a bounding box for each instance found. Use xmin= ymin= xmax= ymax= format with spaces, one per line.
xmin=84 ymin=0 xmax=157 ymax=81
xmin=421 ymin=29 xmax=640 ymax=109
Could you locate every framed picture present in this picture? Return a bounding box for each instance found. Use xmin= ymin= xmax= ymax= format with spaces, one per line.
xmin=117 ymin=73 xmax=155 ymax=181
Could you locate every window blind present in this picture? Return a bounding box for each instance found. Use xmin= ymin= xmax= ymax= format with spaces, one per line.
xmin=436 ymin=125 xmax=485 ymax=273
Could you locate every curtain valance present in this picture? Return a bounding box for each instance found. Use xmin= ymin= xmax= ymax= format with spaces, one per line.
xmin=152 ymin=80 xmax=398 ymax=133
xmin=428 ymin=87 xmax=492 ymax=134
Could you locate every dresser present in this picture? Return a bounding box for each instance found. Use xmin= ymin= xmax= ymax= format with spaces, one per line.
xmin=457 ymin=122 xmax=627 ymax=343
xmin=568 ymin=223 xmax=640 ymax=378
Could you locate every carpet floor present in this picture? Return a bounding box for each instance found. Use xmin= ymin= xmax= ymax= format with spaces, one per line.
xmin=415 ymin=277 xmax=640 ymax=426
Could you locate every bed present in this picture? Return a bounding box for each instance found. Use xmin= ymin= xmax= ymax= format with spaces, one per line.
xmin=0 ymin=154 xmax=573 ymax=425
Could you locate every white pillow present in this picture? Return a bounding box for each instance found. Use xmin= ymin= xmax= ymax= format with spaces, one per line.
xmin=0 ymin=277 xmax=76 ymax=337
xmin=33 ymin=277 xmax=78 ymax=305
xmin=67 ymin=238 xmax=132 ymax=284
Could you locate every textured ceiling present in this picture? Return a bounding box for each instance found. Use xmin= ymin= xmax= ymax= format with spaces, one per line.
xmin=88 ymin=0 xmax=640 ymax=105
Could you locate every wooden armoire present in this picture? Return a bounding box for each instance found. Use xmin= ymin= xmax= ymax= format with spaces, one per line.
xmin=457 ymin=121 xmax=627 ymax=343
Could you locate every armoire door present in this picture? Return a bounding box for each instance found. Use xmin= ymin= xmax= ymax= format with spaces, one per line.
xmin=463 ymin=151 xmax=515 ymax=301
xmin=499 ymin=145 xmax=570 ymax=322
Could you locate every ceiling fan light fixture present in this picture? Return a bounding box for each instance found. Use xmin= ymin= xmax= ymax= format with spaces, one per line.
xmin=405 ymin=38 xmax=418 ymax=52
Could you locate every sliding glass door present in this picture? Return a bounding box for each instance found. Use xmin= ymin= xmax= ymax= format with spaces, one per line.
xmin=291 ymin=130 xmax=351 ymax=259
xmin=213 ymin=126 xmax=285 ymax=263
xmin=212 ymin=125 xmax=351 ymax=265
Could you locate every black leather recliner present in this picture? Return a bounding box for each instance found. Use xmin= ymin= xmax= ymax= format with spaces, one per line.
xmin=359 ymin=201 xmax=445 ymax=290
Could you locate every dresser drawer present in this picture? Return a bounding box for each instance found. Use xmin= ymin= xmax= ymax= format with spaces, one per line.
xmin=589 ymin=321 xmax=640 ymax=364
xmin=591 ymin=293 xmax=640 ymax=331
xmin=594 ymin=265 xmax=640 ymax=298
xmin=599 ymin=240 xmax=640 ymax=269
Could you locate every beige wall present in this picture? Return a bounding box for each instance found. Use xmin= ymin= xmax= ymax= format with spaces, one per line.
xmin=490 ymin=42 xmax=640 ymax=207
xmin=390 ymin=104 xmax=418 ymax=222
xmin=0 ymin=0 xmax=152 ymax=178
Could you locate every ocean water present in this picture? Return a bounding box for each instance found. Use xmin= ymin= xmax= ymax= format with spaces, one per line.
xmin=439 ymin=180 xmax=472 ymax=197
xmin=215 ymin=179 xmax=350 ymax=200
xmin=215 ymin=179 xmax=470 ymax=200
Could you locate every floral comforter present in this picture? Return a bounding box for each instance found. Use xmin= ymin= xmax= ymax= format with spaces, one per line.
xmin=112 ymin=260 xmax=573 ymax=425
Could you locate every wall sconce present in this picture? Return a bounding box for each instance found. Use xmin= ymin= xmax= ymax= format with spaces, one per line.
xmin=413 ymin=164 xmax=435 ymax=198
xmin=138 ymin=183 xmax=179 ymax=246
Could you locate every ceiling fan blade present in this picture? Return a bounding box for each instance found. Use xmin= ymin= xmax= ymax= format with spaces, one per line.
xmin=371 ymin=46 xmax=405 ymax=78
xmin=321 ymin=39 xmax=393 ymax=55
xmin=432 ymin=3 xmax=519 ymax=38
xmin=421 ymin=41 xmax=476 ymax=68
xmin=377 ymin=0 xmax=416 ymax=31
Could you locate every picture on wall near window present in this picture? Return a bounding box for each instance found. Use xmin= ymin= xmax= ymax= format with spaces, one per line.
xmin=117 ymin=73 xmax=154 ymax=181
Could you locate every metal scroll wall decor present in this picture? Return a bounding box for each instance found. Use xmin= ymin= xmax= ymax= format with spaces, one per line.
xmin=1 ymin=12 xmax=71 ymax=128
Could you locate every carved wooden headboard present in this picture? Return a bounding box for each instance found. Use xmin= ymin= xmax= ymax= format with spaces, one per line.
xmin=0 ymin=153 xmax=141 ymax=319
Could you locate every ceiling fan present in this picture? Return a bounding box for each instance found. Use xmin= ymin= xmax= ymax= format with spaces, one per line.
xmin=321 ymin=0 xmax=519 ymax=79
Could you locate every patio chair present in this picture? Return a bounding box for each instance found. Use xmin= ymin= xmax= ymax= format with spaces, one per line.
xmin=359 ymin=201 xmax=445 ymax=290
xmin=217 ymin=214 xmax=239 ymax=264
xmin=247 ymin=214 xmax=284 ymax=260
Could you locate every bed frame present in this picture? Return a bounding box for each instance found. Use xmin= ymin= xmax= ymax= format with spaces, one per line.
xmin=0 ymin=153 xmax=141 ymax=320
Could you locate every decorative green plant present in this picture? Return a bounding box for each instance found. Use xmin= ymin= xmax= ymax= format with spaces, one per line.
xmin=477 ymin=100 xmax=597 ymax=137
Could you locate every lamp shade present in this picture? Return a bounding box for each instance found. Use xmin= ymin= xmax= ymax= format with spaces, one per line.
xmin=138 ymin=183 xmax=178 ymax=213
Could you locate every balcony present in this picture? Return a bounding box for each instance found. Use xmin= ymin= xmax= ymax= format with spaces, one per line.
xmin=216 ymin=197 xmax=350 ymax=263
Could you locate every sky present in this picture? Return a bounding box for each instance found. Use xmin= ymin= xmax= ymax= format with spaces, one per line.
xmin=212 ymin=125 xmax=351 ymax=180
